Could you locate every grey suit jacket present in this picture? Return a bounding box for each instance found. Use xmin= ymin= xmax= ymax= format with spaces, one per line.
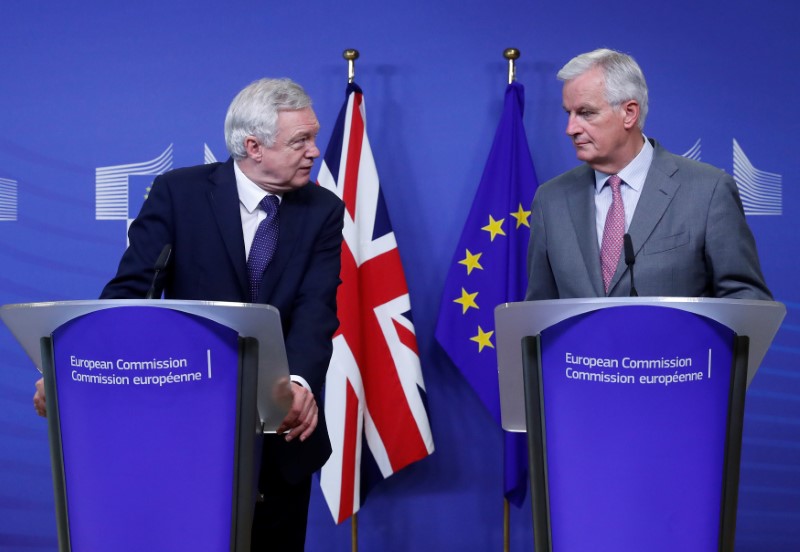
xmin=525 ymin=139 xmax=771 ymax=300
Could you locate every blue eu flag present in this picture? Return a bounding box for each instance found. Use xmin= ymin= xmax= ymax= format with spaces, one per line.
xmin=435 ymin=81 xmax=539 ymax=506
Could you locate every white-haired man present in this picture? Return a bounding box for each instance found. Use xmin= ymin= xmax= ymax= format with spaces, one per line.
xmin=526 ymin=48 xmax=771 ymax=300
xmin=35 ymin=78 xmax=344 ymax=550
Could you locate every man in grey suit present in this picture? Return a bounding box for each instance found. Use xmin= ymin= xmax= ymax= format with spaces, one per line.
xmin=526 ymin=48 xmax=771 ymax=301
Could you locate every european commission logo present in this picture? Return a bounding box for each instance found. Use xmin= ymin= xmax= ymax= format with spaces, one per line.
xmin=0 ymin=177 xmax=17 ymax=221
xmin=203 ymin=143 xmax=219 ymax=164
xmin=95 ymin=144 xmax=174 ymax=227
xmin=95 ymin=144 xmax=224 ymax=242
xmin=733 ymin=139 xmax=782 ymax=216
xmin=682 ymin=139 xmax=782 ymax=216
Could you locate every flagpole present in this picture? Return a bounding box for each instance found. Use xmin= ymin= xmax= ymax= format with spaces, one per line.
xmin=343 ymin=48 xmax=359 ymax=84
xmin=504 ymin=498 xmax=511 ymax=552
xmin=344 ymin=47 xmax=360 ymax=552
xmin=502 ymin=47 xmax=520 ymax=552
xmin=504 ymin=48 xmax=519 ymax=84
xmin=351 ymin=511 xmax=358 ymax=552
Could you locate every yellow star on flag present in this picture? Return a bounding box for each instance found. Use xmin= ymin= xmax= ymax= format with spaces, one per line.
xmin=470 ymin=326 xmax=495 ymax=352
xmin=482 ymin=215 xmax=506 ymax=241
xmin=510 ymin=203 xmax=531 ymax=229
xmin=453 ymin=288 xmax=479 ymax=314
xmin=458 ymin=249 xmax=483 ymax=275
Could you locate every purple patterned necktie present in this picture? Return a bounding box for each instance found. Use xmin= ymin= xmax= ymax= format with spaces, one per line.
xmin=600 ymin=175 xmax=625 ymax=293
xmin=247 ymin=194 xmax=280 ymax=302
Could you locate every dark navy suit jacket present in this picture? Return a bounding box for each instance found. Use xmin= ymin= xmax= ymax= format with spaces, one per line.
xmin=101 ymin=158 xmax=345 ymax=483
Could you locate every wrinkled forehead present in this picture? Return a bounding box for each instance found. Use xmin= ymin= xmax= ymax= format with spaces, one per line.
xmin=562 ymin=74 xmax=610 ymax=110
xmin=276 ymin=107 xmax=320 ymax=135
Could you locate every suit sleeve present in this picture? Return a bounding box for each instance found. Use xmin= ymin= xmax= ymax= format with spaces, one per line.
xmin=100 ymin=173 xmax=176 ymax=299
xmin=282 ymin=198 xmax=345 ymax=398
xmin=525 ymin=189 xmax=559 ymax=300
xmin=705 ymin=173 xmax=772 ymax=300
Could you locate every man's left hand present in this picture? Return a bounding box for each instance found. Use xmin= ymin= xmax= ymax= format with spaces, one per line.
xmin=34 ymin=378 xmax=47 ymax=417
xmin=276 ymin=382 xmax=318 ymax=442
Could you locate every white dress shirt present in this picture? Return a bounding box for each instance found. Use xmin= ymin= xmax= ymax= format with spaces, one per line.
xmin=593 ymin=137 xmax=654 ymax=249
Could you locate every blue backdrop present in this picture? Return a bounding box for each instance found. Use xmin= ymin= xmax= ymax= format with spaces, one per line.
xmin=1 ymin=1 xmax=798 ymax=550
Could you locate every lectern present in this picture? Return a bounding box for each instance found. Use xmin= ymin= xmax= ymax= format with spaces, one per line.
xmin=0 ymin=299 xmax=293 ymax=552
xmin=495 ymin=297 xmax=785 ymax=552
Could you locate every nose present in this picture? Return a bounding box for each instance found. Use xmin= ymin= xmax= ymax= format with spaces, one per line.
xmin=306 ymin=139 xmax=320 ymax=159
xmin=565 ymin=113 xmax=581 ymax=137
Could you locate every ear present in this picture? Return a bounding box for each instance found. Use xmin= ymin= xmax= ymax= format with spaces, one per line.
xmin=244 ymin=136 xmax=261 ymax=161
xmin=622 ymin=100 xmax=640 ymax=130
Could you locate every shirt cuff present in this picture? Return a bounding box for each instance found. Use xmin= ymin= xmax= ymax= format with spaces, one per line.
xmin=290 ymin=375 xmax=311 ymax=391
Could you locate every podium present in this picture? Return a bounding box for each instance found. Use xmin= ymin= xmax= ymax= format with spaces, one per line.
xmin=495 ymin=297 xmax=785 ymax=552
xmin=0 ymin=299 xmax=293 ymax=552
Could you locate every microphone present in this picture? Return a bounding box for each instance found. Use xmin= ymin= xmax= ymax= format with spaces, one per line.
xmin=623 ymin=234 xmax=638 ymax=297
xmin=145 ymin=244 xmax=172 ymax=299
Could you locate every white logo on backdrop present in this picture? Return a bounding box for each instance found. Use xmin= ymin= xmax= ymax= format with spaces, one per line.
xmin=203 ymin=143 xmax=218 ymax=164
xmin=95 ymin=144 xmax=173 ymax=221
xmin=0 ymin=177 xmax=17 ymax=221
xmin=682 ymin=138 xmax=702 ymax=161
xmin=733 ymin=139 xmax=782 ymax=216
xmin=680 ymin=138 xmax=782 ymax=217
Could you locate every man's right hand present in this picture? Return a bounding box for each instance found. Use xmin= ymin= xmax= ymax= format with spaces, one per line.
xmin=33 ymin=378 xmax=47 ymax=417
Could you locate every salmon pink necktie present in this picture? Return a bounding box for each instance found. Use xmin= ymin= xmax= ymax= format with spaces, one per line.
xmin=600 ymin=175 xmax=625 ymax=293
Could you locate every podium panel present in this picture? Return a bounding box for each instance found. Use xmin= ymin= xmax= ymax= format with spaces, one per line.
xmin=495 ymin=298 xmax=786 ymax=552
xmin=0 ymin=299 xmax=294 ymax=551
xmin=538 ymin=306 xmax=735 ymax=551
xmin=46 ymin=307 xmax=242 ymax=551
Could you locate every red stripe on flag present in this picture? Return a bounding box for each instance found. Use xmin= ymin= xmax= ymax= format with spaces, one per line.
xmin=334 ymin=242 xmax=361 ymax=350
xmin=393 ymin=318 xmax=419 ymax=356
xmin=337 ymin=378 xmax=360 ymax=523
xmin=342 ymin=93 xmax=364 ymax=220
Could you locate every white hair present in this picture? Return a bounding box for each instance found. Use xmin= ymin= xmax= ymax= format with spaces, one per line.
xmin=558 ymin=48 xmax=649 ymax=129
xmin=224 ymin=78 xmax=312 ymax=160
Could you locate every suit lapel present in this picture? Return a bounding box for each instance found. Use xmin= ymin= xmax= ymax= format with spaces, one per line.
xmin=208 ymin=159 xmax=249 ymax=299
xmin=626 ymin=144 xmax=680 ymax=254
xmin=567 ymin=167 xmax=604 ymax=297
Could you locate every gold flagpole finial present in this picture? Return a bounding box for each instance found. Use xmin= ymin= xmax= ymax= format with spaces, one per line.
xmin=343 ymin=49 xmax=360 ymax=84
xmin=503 ymin=48 xmax=520 ymax=84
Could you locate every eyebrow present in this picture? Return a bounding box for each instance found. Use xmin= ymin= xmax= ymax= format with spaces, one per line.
xmin=288 ymin=124 xmax=320 ymax=139
xmin=564 ymin=102 xmax=600 ymax=112
xmin=283 ymin=133 xmax=311 ymax=146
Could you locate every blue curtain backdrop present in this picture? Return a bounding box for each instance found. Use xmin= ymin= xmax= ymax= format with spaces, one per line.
xmin=1 ymin=1 xmax=798 ymax=550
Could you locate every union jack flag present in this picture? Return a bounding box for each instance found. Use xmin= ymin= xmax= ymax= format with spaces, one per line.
xmin=318 ymin=82 xmax=435 ymax=524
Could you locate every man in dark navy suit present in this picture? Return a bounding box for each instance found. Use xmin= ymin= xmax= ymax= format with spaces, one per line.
xmin=35 ymin=78 xmax=344 ymax=551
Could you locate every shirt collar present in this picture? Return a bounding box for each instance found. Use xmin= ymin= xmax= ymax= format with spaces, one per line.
xmin=594 ymin=135 xmax=654 ymax=192
xmin=234 ymin=160 xmax=281 ymax=213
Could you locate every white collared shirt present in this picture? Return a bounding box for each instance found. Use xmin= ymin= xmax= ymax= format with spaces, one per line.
xmin=593 ymin=137 xmax=654 ymax=249
xmin=234 ymin=161 xmax=281 ymax=259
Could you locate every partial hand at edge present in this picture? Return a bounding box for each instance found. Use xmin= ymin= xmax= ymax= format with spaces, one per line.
xmin=33 ymin=377 xmax=47 ymax=417
xmin=275 ymin=382 xmax=318 ymax=443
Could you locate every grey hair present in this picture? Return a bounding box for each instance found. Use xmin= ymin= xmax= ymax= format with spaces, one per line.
xmin=224 ymin=78 xmax=312 ymax=160
xmin=557 ymin=48 xmax=648 ymax=129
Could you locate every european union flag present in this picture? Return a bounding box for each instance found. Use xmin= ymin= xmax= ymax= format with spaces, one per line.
xmin=435 ymin=81 xmax=538 ymax=506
